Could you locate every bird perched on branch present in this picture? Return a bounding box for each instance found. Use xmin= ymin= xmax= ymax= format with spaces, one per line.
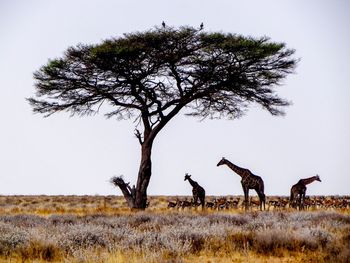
xmin=162 ymin=21 xmax=166 ymax=28
xmin=200 ymin=22 xmax=204 ymax=30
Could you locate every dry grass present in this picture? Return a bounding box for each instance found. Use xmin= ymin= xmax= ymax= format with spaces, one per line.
xmin=0 ymin=195 xmax=349 ymax=262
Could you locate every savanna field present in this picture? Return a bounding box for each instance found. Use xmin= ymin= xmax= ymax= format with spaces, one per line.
xmin=0 ymin=195 xmax=349 ymax=263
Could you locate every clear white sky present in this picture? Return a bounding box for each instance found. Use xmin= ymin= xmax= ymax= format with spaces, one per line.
xmin=0 ymin=0 xmax=349 ymax=196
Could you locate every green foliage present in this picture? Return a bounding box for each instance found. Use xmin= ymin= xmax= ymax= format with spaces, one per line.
xmin=41 ymin=59 xmax=66 ymax=75
xmin=29 ymin=25 xmax=297 ymax=121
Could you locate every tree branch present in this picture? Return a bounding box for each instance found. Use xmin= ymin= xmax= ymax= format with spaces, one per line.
xmin=134 ymin=129 xmax=144 ymax=145
xmin=110 ymin=176 xmax=135 ymax=208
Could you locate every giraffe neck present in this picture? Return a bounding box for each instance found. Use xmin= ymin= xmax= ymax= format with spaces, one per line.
xmin=187 ymin=178 xmax=198 ymax=188
xmin=301 ymin=176 xmax=318 ymax=185
xmin=223 ymin=160 xmax=246 ymax=178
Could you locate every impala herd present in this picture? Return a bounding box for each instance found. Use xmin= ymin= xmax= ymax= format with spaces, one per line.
xmin=168 ymin=195 xmax=350 ymax=210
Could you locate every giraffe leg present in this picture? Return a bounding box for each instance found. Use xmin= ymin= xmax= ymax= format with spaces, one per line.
xmin=256 ymin=190 xmax=265 ymax=211
xmin=259 ymin=193 xmax=266 ymax=211
xmin=263 ymin=194 xmax=266 ymax=210
xmin=193 ymin=196 xmax=198 ymax=209
xmin=296 ymin=194 xmax=299 ymax=210
xmin=290 ymin=191 xmax=295 ymax=209
xmin=243 ymin=188 xmax=249 ymax=211
xmin=301 ymin=196 xmax=304 ymax=210
xmin=200 ymin=196 xmax=205 ymax=210
xmin=298 ymin=193 xmax=303 ymax=210
xmin=300 ymin=195 xmax=304 ymax=210
xmin=294 ymin=194 xmax=299 ymax=209
xmin=289 ymin=190 xmax=298 ymax=209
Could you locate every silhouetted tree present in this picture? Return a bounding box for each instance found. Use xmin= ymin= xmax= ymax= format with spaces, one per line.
xmin=28 ymin=25 xmax=297 ymax=209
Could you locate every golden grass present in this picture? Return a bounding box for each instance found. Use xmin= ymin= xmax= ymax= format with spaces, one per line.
xmin=1 ymin=195 xmax=349 ymax=216
xmin=0 ymin=195 xmax=349 ymax=262
xmin=98 ymin=250 xmax=327 ymax=263
xmin=0 ymin=252 xmax=337 ymax=263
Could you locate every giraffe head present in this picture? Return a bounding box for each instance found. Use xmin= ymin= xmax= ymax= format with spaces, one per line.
xmin=315 ymin=174 xmax=321 ymax=182
xmin=184 ymin=173 xmax=191 ymax=181
xmin=217 ymin=157 xmax=226 ymax=166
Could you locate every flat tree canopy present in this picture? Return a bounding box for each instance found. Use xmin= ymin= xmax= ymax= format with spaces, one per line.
xmin=28 ymin=25 xmax=297 ymax=209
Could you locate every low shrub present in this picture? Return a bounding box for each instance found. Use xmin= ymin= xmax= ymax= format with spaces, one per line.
xmin=0 ymin=210 xmax=348 ymax=262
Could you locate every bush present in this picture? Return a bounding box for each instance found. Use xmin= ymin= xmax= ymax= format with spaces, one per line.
xmin=0 ymin=229 xmax=29 ymax=256
xmin=0 ymin=210 xmax=349 ymax=261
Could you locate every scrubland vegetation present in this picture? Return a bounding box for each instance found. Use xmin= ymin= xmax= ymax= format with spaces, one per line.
xmin=0 ymin=195 xmax=349 ymax=262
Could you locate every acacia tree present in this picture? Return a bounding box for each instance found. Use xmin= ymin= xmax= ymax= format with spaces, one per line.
xmin=28 ymin=25 xmax=297 ymax=209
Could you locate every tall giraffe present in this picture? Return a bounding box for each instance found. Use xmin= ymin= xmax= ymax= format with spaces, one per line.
xmin=184 ymin=173 xmax=206 ymax=209
xmin=217 ymin=157 xmax=266 ymax=211
xmin=290 ymin=175 xmax=321 ymax=210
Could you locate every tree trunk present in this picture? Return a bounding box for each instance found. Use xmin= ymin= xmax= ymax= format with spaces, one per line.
xmin=133 ymin=141 xmax=153 ymax=209
xmin=112 ymin=107 xmax=184 ymax=210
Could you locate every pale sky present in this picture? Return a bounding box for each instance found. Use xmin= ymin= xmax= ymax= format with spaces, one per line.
xmin=0 ymin=0 xmax=349 ymax=196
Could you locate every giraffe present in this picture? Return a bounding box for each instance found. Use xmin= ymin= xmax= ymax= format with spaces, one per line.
xmin=290 ymin=175 xmax=321 ymax=210
xmin=217 ymin=157 xmax=266 ymax=211
xmin=184 ymin=173 xmax=206 ymax=209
